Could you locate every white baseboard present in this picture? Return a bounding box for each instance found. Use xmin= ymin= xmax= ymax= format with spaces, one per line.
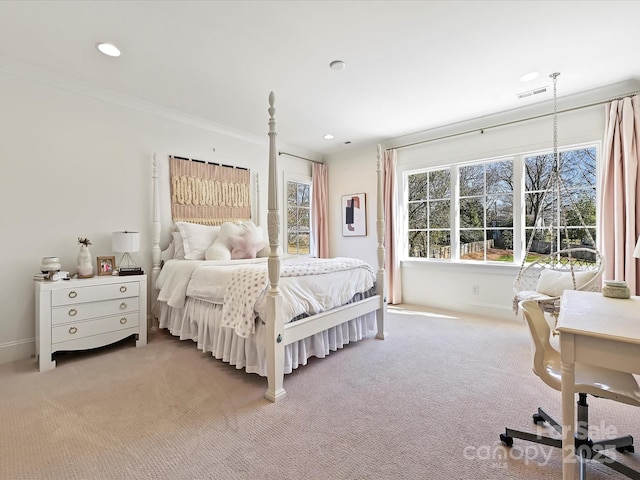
xmin=0 ymin=337 xmax=34 ymax=365
xmin=398 ymin=299 xmax=515 ymax=321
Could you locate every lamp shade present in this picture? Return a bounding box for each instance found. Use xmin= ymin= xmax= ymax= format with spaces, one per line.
xmin=112 ymin=231 xmax=140 ymax=253
xmin=634 ymin=237 xmax=640 ymax=259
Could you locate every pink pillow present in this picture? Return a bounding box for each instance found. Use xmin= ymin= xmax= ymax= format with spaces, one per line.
xmin=230 ymin=231 xmax=267 ymax=259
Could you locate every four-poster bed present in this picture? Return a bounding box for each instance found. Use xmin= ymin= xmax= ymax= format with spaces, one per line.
xmin=151 ymin=92 xmax=387 ymax=402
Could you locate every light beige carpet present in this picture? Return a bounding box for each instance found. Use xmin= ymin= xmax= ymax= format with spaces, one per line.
xmin=1 ymin=305 xmax=639 ymax=480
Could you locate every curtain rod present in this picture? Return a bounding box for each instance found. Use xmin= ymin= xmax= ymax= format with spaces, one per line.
xmin=171 ymin=155 xmax=248 ymax=171
xmin=278 ymin=151 xmax=323 ymax=164
xmin=391 ymin=90 xmax=640 ymax=151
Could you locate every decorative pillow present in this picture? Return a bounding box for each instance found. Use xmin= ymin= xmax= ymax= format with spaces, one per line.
xmin=242 ymin=221 xmax=271 ymax=257
xmin=536 ymin=269 xmax=597 ymax=297
xmin=256 ymin=243 xmax=271 ymax=257
xmin=171 ymin=232 xmax=185 ymax=260
xmin=176 ymin=222 xmax=221 ymax=260
xmin=205 ymin=222 xmax=246 ymax=261
xmin=205 ymin=220 xmax=268 ymax=261
xmin=230 ymin=230 xmax=268 ymax=259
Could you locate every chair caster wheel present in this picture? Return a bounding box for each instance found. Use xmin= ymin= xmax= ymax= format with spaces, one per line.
xmin=533 ymin=413 xmax=545 ymax=425
xmin=500 ymin=434 xmax=513 ymax=447
xmin=616 ymin=445 xmax=634 ymax=453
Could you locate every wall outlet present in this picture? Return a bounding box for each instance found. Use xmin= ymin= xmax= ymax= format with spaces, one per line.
xmin=472 ymin=284 xmax=480 ymax=295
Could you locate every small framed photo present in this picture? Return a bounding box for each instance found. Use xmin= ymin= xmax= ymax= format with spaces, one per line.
xmin=342 ymin=193 xmax=367 ymax=236
xmin=97 ymin=256 xmax=116 ymax=276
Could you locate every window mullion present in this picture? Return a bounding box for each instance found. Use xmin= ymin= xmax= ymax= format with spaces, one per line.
xmin=513 ymin=154 xmax=524 ymax=264
xmin=483 ymin=165 xmax=488 ymax=262
xmin=451 ymin=165 xmax=460 ymax=261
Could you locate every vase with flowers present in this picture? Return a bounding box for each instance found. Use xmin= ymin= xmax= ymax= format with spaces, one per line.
xmin=77 ymin=237 xmax=94 ymax=278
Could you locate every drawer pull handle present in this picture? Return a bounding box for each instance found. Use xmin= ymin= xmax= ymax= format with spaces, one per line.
xmin=120 ymin=302 xmax=127 ymax=310
xmin=68 ymin=291 xmax=77 ymax=298
xmin=69 ymin=326 xmax=78 ymax=334
xmin=120 ymin=317 xmax=127 ymax=325
xmin=68 ymin=308 xmax=77 ymax=317
xmin=120 ymin=286 xmax=127 ymax=293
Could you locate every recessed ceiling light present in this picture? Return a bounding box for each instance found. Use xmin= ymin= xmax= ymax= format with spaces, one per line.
xmin=323 ymin=134 xmax=334 ymax=140
xmin=96 ymin=42 xmax=121 ymax=57
xmin=329 ymin=60 xmax=346 ymax=71
xmin=519 ymin=71 xmax=539 ymax=82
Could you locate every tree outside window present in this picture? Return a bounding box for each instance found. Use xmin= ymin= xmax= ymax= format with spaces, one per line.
xmin=286 ymin=180 xmax=311 ymax=255
xmin=459 ymin=159 xmax=514 ymax=261
xmin=406 ymin=144 xmax=597 ymax=264
xmin=524 ymin=147 xmax=596 ymax=255
xmin=407 ymin=169 xmax=451 ymax=258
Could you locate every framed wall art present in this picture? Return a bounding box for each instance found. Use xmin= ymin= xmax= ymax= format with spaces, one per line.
xmin=341 ymin=193 xmax=367 ymax=237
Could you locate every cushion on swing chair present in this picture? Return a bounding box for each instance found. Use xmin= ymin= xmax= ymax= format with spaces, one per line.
xmin=535 ymin=268 xmax=599 ymax=297
xmin=513 ymin=290 xmax=556 ymax=314
xmin=513 ymin=268 xmax=600 ymax=314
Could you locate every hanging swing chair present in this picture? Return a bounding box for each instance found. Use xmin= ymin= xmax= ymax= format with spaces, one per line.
xmin=513 ymin=73 xmax=605 ymax=314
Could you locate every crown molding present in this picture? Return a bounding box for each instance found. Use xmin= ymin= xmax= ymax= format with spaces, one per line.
xmin=384 ymin=78 xmax=640 ymax=151
xmin=0 ymin=55 xmax=267 ymax=147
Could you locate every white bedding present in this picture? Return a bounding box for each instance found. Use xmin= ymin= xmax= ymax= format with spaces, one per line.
xmin=155 ymin=255 xmax=378 ymax=376
xmin=156 ymin=256 xmax=376 ymax=330
xmin=156 ymin=257 xmax=268 ymax=309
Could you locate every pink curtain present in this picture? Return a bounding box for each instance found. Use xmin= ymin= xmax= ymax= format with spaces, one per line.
xmin=384 ymin=149 xmax=401 ymax=304
xmin=312 ymin=162 xmax=329 ymax=258
xmin=599 ymin=95 xmax=640 ymax=294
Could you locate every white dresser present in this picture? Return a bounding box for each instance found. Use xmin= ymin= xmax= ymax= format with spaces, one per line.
xmin=35 ymin=275 xmax=147 ymax=371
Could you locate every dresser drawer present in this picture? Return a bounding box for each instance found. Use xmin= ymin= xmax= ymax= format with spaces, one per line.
xmin=52 ymin=313 xmax=139 ymax=344
xmin=52 ymin=297 xmax=139 ymax=325
xmin=51 ymin=282 xmax=139 ymax=306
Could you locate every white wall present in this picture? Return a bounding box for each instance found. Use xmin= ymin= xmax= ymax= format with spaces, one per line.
xmin=326 ymin=148 xmax=381 ymax=270
xmin=0 ymin=67 xmax=313 ymax=364
xmin=326 ymin=81 xmax=640 ymax=320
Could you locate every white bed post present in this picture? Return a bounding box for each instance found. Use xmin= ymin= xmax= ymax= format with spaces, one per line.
xmin=264 ymin=92 xmax=286 ymax=403
xmin=151 ymin=153 xmax=162 ymax=330
xmin=376 ymin=145 xmax=388 ymax=340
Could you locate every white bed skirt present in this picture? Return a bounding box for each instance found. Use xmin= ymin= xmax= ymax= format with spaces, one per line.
xmin=156 ymin=298 xmax=376 ymax=376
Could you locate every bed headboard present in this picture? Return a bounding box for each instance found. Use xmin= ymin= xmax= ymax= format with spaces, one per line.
xmin=169 ymin=155 xmax=251 ymax=225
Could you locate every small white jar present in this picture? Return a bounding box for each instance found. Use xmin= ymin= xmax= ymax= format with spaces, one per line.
xmin=41 ymin=256 xmax=61 ymax=273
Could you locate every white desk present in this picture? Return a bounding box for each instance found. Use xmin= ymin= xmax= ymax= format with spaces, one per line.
xmin=557 ymin=290 xmax=640 ymax=479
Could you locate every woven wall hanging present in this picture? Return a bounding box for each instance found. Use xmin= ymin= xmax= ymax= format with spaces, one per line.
xmin=169 ymin=156 xmax=251 ymax=225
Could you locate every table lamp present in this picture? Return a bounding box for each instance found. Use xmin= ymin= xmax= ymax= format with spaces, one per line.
xmin=112 ymin=231 xmax=140 ymax=269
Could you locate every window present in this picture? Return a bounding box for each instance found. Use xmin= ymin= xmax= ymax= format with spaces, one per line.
xmin=286 ymin=178 xmax=311 ymax=255
xmin=405 ymin=144 xmax=597 ymax=264
xmin=459 ymin=160 xmax=514 ymax=261
xmin=524 ymin=147 xmax=596 ymax=254
xmin=407 ymin=169 xmax=451 ymax=258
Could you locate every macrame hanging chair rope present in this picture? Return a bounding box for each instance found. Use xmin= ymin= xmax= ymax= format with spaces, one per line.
xmin=513 ymin=72 xmax=603 ymax=311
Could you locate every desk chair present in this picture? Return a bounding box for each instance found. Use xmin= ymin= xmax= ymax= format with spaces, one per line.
xmin=500 ymin=300 xmax=640 ymax=479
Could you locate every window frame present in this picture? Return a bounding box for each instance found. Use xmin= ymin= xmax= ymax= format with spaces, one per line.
xmin=406 ymin=167 xmax=453 ymax=259
xmin=283 ymin=172 xmax=312 ymax=256
xmin=402 ymin=142 xmax=599 ymax=265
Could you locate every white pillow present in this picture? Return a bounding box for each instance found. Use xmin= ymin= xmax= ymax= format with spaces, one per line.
xmin=171 ymin=232 xmax=185 ymax=260
xmin=204 ymin=220 xmax=269 ymax=260
xmin=205 ymin=222 xmax=246 ymax=260
xmin=176 ymin=222 xmax=221 ymax=260
xmin=256 ymin=242 xmax=271 ymax=258
xmin=536 ymin=269 xmax=597 ymax=297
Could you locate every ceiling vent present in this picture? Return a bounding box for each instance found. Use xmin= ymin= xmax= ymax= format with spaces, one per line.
xmin=517 ymin=86 xmax=548 ymax=99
